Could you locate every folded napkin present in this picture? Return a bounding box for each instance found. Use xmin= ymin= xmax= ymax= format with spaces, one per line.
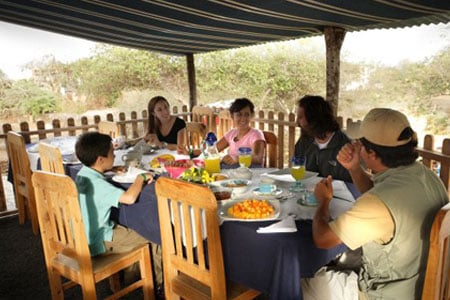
xmin=256 ymin=215 xmax=297 ymax=233
xmin=264 ymin=173 xmax=295 ymax=182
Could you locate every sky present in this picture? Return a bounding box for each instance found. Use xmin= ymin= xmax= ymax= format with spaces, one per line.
xmin=0 ymin=20 xmax=449 ymax=80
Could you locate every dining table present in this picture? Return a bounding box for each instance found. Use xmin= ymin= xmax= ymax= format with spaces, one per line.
xmin=65 ymin=147 xmax=359 ymax=300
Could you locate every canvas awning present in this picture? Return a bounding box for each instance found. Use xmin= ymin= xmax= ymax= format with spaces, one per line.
xmin=0 ymin=1 xmax=449 ymax=109
xmin=0 ymin=0 xmax=449 ymax=56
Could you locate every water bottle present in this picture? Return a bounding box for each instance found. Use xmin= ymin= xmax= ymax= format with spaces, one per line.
xmin=204 ymin=132 xmax=218 ymax=155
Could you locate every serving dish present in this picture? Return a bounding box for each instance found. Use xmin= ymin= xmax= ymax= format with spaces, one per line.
xmin=210 ymin=179 xmax=251 ymax=194
xmin=218 ymin=199 xmax=280 ymax=221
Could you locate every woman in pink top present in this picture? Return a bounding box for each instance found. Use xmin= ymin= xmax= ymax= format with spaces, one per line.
xmin=216 ymin=98 xmax=266 ymax=166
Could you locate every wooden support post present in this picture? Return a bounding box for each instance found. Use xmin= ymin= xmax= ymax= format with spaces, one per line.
xmin=186 ymin=53 xmax=197 ymax=111
xmin=324 ymin=27 xmax=346 ymax=116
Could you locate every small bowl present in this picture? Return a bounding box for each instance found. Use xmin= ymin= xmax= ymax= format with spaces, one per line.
xmin=219 ymin=179 xmax=251 ymax=194
xmin=211 ymin=173 xmax=229 ymax=182
xmin=210 ymin=186 xmax=232 ymax=201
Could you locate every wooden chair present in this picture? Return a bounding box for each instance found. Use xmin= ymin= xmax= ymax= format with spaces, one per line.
xmin=186 ymin=122 xmax=207 ymax=149
xmin=263 ymin=131 xmax=278 ymax=168
xmin=0 ymin=167 xmax=7 ymax=212
xmin=38 ymin=142 xmax=65 ymax=174
xmin=155 ymin=177 xmax=260 ymax=300
xmin=422 ymin=202 xmax=450 ymax=300
xmin=98 ymin=121 xmax=119 ymax=138
xmin=344 ymin=119 xmax=362 ymax=139
xmin=7 ymin=131 xmax=39 ymax=234
xmin=192 ymin=106 xmax=216 ymax=134
xmin=217 ymin=109 xmax=232 ymax=139
xmin=31 ymin=171 xmax=155 ymax=300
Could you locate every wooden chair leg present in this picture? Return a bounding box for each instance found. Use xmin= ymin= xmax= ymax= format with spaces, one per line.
xmin=16 ymin=195 xmax=26 ymax=225
xmin=81 ymin=275 xmax=97 ymax=299
xmin=47 ymin=269 xmax=64 ymax=300
xmin=29 ymin=197 xmax=39 ymax=235
xmin=140 ymin=247 xmax=155 ymax=300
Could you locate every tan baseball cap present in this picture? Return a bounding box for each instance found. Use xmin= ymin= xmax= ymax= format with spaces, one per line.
xmin=358 ymin=108 xmax=412 ymax=147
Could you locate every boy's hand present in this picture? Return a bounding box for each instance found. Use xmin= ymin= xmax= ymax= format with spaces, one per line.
xmin=139 ymin=173 xmax=154 ymax=184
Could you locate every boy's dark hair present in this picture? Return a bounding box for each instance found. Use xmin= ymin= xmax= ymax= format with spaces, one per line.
xmin=75 ymin=132 xmax=112 ymax=167
xmin=359 ymin=128 xmax=418 ymax=168
xmin=297 ymin=95 xmax=340 ymax=139
xmin=229 ymin=98 xmax=255 ymax=114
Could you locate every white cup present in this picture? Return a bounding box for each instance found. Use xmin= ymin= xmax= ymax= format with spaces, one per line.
xmin=259 ymin=183 xmax=277 ymax=193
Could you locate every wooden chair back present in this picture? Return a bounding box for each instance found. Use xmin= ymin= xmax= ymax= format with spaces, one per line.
xmin=263 ymin=131 xmax=278 ymax=168
xmin=155 ymin=177 xmax=260 ymax=300
xmin=192 ymin=106 xmax=216 ymax=134
xmin=98 ymin=120 xmax=119 ymax=138
xmin=7 ymin=131 xmax=39 ymax=234
xmin=345 ymin=119 xmax=362 ymax=139
xmin=31 ymin=171 xmax=154 ymax=299
xmin=217 ymin=109 xmax=232 ymax=139
xmin=422 ymin=202 xmax=450 ymax=300
xmin=186 ymin=122 xmax=207 ymax=149
xmin=38 ymin=142 xmax=65 ymax=174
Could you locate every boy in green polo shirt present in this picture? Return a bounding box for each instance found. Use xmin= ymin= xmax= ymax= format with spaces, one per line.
xmin=75 ymin=132 xmax=163 ymax=292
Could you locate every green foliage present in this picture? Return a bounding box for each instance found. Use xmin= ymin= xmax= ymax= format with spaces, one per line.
xmin=22 ymin=93 xmax=59 ymax=118
xmin=68 ymin=44 xmax=186 ymax=108
xmin=0 ymin=80 xmax=60 ymax=118
xmin=196 ymin=41 xmax=326 ymax=110
xmin=6 ymin=40 xmax=449 ymax=135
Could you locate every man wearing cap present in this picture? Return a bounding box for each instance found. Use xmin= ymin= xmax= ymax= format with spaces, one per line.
xmin=305 ymin=108 xmax=449 ymax=299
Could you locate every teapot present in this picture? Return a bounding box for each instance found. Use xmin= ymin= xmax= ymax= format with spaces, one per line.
xmin=231 ymin=164 xmax=253 ymax=180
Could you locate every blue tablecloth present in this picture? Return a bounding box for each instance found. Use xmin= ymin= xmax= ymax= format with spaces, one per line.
xmin=67 ymin=164 xmax=354 ymax=300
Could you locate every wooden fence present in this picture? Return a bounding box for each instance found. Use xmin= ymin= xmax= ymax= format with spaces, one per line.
xmin=0 ymin=105 xmax=449 ymax=215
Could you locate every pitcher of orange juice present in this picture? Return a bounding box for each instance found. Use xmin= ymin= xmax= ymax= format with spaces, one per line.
xmin=203 ymin=132 xmax=221 ymax=174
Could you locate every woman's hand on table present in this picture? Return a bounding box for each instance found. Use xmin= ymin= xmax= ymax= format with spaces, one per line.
xmin=221 ymin=154 xmax=236 ymax=165
xmin=176 ymin=144 xmax=189 ymax=155
xmin=144 ymin=133 xmax=162 ymax=147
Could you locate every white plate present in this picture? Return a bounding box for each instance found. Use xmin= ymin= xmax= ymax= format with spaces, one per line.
xmin=262 ymin=169 xmax=319 ymax=183
xmin=252 ymin=187 xmax=283 ymax=197
xmin=218 ymin=199 xmax=280 ymax=221
xmin=111 ymin=168 xmax=147 ymax=183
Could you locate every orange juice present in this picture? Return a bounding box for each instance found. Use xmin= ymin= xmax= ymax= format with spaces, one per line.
xmin=290 ymin=166 xmax=305 ymax=181
xmin=238 ymin=154 xmax=252 ymax=167
xmin=205 ymin=156 xmax=221 ymax=174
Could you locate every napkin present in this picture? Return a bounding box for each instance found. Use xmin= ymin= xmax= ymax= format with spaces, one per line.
xmin=256 ymin=215 xmax=297 ymax=233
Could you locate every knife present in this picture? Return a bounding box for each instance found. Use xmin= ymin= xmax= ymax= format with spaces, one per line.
xmin=332 ymin=195 xmax=355 ymax=203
